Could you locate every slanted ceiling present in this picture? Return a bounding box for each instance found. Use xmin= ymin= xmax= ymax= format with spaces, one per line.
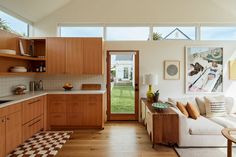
xmin=0 ymin=0 xmax=71 ymax=23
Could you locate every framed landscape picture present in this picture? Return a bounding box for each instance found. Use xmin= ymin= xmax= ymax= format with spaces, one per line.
xmin=164 ymin=60 xmax=180 ymax=80
xmin=185 ymin=46 xmax=223 ymax=93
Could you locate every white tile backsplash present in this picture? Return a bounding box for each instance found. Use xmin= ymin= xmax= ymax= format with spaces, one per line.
xmin=35 ymin=74 xmax=105 ymax=90
xmin=0 ymin=76 xmax=34 ymax=97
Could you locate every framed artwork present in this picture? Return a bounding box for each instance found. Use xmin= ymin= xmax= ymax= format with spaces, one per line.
xmin=185 ymin=46 xmax=223 ymax=93
xmin=164 ymin=60 xmax=180 ymax=80
xmin=229 ymin=60 xmax=236 ymax=80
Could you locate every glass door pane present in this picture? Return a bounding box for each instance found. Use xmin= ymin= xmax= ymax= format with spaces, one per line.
xmin=110 ymin=54 xmax=135 ymax=114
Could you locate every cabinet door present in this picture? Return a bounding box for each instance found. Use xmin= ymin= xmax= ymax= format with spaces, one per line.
xmin=46 ymin=38 xmax=66 ymax=74
xmin=0 ymin=117 xmax=6 ymax=157
xmin=83 ymin=38 xmax=103 ymax=74
xmin=84 ymin=95 xmax=102 ymax=126
xmin=66 ymin=38 xmax=83 ymax=74
xmin=49 ymin=113 xmax=66 ymax=126
xmin=6 ymin=111 xmax=22 ymax=154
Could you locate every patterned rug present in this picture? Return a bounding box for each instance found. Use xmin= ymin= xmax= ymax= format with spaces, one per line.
xmin=7 ymin=131 xmax=73 ymax=157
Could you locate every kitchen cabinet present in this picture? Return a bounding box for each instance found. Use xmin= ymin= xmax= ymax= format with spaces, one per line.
xmin=22 ymin=96 xmax=45 ymax=142
xmin=83 ymin=38 xmax=103 ymax=75
xmin=0 ymin=117 xmax=6 ymax=157
xmin=66 ymin=38 xmax=83 ymax=74
xmin=0 ymin=103 xmax=22 ymax=157
xmin=47 ymin=94 xmax=104 ymax=129
xmin=6 ymin=111 xmax=22 ymax=154
xmin=46 ymin=37 xmax=103 ymax=75
xmin=46 ymin=38 xmax=66 ymax=74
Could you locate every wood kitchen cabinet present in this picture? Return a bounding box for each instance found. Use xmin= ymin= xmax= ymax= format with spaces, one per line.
xmin=22 ymin=96 xmax=45 ymax=141
xmin=83 ymin=38 xmax=103 ymax=75
xmin=66 ymin=38 xmax=83 ymax=74
xmin=0 ymin=116 xmax=6 ymax=157
xmin=47 ymin=94 xmax=104 ymax=129
xmin=0 ymin=103 xmax=22 ymax=157
xmin=46 ymin=37 xmax=103 ymax=75
xmin=46 ymin=38 xmax=66 ymax=74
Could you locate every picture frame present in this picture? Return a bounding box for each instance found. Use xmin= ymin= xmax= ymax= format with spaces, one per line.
xmin=185 ymin=46 xmax=223 ymax=94
xmin=229 ymin=60 xmax=236 ymax=80
xmin=164 ymin=60 xmax=180 ymax=80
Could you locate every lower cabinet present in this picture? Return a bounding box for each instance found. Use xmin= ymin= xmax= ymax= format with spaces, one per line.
xmin=47 ymin=94 xmax=104 ymax=129
xmin=0 ymin=103 xmax=22 ymax=157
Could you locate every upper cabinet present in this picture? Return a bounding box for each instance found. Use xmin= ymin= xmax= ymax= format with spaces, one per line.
xmin=46 ymin=38 xmax=66 ymax=74
xmin=83 ymin=38 xmax=103 ymax=75
xmin=46 ymin=37 xmax=103 ymax=75
xmin=66 ymin=38 xmax=83 ymax=75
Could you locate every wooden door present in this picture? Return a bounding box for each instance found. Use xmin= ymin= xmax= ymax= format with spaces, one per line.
xmin=5 ymin=111 xmax=22 ymax=154
xmin=107 ymin=50 xmax=139 ymax=121
xmin=46 ymin=38 xmax=66 ymax=74
xmin=83 ymin=38 xmax=103 ymax=74
xmin=66 ymin=38 xmax=83 ymax=74
xmin=0 ymin=117 xmax=6 ymax=157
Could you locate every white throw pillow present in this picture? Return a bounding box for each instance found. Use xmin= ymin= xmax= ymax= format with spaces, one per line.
xmin=195 ymin=97 xmax=206 ymax=115
xmin=225 ymin=97 xmax=236 ymax=114
xmin=204 ymin=96 xmax=227 ymax=118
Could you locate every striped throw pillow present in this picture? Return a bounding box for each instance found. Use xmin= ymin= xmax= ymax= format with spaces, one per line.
xmin=204 ymin=96 xmax=227 ymax=117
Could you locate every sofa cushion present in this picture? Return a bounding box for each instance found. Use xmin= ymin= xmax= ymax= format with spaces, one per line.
xmin=225 ymin=97 xmax=236 ymax=114
xmin=168 ymin=97 xmax=200 ymax=112
xmin=204 ymin=96 xmax=227 ymax=118
xmin=209 ymin=114 xmax=236 ymax=128
xmin=177 ymin=102 xmax=189 ymax=117
xmin=195 ymin=97 xmax=206 ymax=115
xmin=189 ymin=116 xmax=224 ymax=135
xmin=186 ymin=102 xmax=200 ymax=120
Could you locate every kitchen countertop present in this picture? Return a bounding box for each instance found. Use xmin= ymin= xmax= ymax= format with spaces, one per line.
xmin=0 ymin=89 xmax=106 ymax=108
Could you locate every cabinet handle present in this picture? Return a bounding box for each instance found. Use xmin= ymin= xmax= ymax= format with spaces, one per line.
xmin=1 ymin=118 xmax=5 ymax=123
xmin=28 ymin=119 xmax=41 ymax=127
xmin=6 ymin=117 xmax=10 ymax=121
xmin=53 ymin=115 xmax=62 ymax=118
xmin=28 ymin=99 xmax=40 ymax=105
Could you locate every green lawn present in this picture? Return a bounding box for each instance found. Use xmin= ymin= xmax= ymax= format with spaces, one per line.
xmin=111 ymin=85 xmax=134 ymax=113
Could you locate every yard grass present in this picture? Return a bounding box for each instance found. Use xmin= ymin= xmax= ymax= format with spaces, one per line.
xmin=111 ymin=85 xmax=134 ymax=113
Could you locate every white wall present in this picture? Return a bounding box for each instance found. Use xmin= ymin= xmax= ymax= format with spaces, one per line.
xmin=105 ymin=41 xmax=236 ymax=100
xmin=33 ymin=0 xmax=236 ymax=37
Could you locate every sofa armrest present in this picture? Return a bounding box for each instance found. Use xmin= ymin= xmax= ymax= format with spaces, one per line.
xmin=170 ymin=107 xmax=190 ymax=135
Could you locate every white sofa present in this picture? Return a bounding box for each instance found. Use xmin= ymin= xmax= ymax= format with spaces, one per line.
xmin=168 ymin=96 xmax=236 ymax=147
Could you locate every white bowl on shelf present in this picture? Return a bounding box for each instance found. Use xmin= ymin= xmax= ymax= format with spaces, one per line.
xmin=11 ymin=66 xmax=27 ymax=73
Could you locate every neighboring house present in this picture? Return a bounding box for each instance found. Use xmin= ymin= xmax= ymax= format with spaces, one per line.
xmin=111 ymin=54 xmax=134 ymax=86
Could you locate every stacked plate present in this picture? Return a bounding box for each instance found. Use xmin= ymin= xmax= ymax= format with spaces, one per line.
xmin=11 ymin=66 xmax=27 ymax=73
xmin=0 ymin=49 xmax=16 ymax=55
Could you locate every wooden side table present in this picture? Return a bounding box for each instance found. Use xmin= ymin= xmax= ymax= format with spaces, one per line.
xmin=222 ymin=128 xmax=236 ymax=157
xmin=141 ymin=98 xmax=179 ymax=147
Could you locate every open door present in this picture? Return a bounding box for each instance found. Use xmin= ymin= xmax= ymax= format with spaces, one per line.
xmin=107 ymin=50 xmax=139 ymax=120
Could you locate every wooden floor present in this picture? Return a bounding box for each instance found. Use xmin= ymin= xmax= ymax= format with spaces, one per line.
xmin=57 ymin=121 xmax=178 ymax=157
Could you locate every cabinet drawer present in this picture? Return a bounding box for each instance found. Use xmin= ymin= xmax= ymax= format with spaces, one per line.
xmin=67 ymin=102 xmax=84 ymax=113
xmin=0 ymin=103 xmax=21 ymax=117
xmin=48 ymin=102 xmax=66 ymax=113
xmin=49 ymin=113 xmax=66 ymax=126
xmin=66 ymin=95 xmax=86 ymax=102
xmin=22 ymin=115 xmax=43 ymax=141
xmin=22 ymin=97 xmax=43 ymax=124
xmin=48 ymin=94 xmax=65 ymax=102
xmin=87 ymin=95 xmax=102 ymax=102
xmin=146 ymin=106 xmax=153 ymax=140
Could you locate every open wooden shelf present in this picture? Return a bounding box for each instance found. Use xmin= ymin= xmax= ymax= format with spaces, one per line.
xmin=0 ymin=53 xmax=46 ymax=61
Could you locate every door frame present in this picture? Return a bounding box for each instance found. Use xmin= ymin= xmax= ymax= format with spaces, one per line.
xmin=107 ymin=50 xmax=139 ymax=121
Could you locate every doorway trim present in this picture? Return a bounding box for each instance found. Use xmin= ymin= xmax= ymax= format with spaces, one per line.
xmin=107 ymin=50 xmax=139 ymax=121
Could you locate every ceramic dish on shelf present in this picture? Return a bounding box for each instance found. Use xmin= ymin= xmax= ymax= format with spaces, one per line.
xmin=11 ymin=66 xmax=27 ymax=73
xmin=0 ymin=49 xmax=16 ymax=55
xmin=152 ymin=102 xmax=169 ymax=111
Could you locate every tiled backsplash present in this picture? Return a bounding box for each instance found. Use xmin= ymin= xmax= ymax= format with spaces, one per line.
xmin=0 ymin=76 xmax=34 ymax=97
xmin=0 ymin=74 xmax=105 ymax=97
xmin=35 ymin=74 xmax=105 ymax=90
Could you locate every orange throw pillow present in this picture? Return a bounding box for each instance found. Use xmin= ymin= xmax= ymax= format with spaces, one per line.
xmin=186 ymin=102 xmax=200 ymax=120
xmin=177 ymin=102 xmax=189 ymax=117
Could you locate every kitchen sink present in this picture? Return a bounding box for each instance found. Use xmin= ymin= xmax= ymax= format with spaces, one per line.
xmin=0 ymin=100 xmax=13 ymax=104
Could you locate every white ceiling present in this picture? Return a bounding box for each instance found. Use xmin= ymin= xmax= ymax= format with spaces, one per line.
xmin=0 ymin=0 xmax=71 ymax=22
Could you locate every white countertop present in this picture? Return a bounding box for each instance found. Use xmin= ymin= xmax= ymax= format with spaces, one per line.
xmin=0 ymin=90 xmax=106 ymax=108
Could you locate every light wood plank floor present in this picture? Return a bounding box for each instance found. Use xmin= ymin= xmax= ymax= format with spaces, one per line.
xmin=57 ymin=121 xmax=178 ymax=157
